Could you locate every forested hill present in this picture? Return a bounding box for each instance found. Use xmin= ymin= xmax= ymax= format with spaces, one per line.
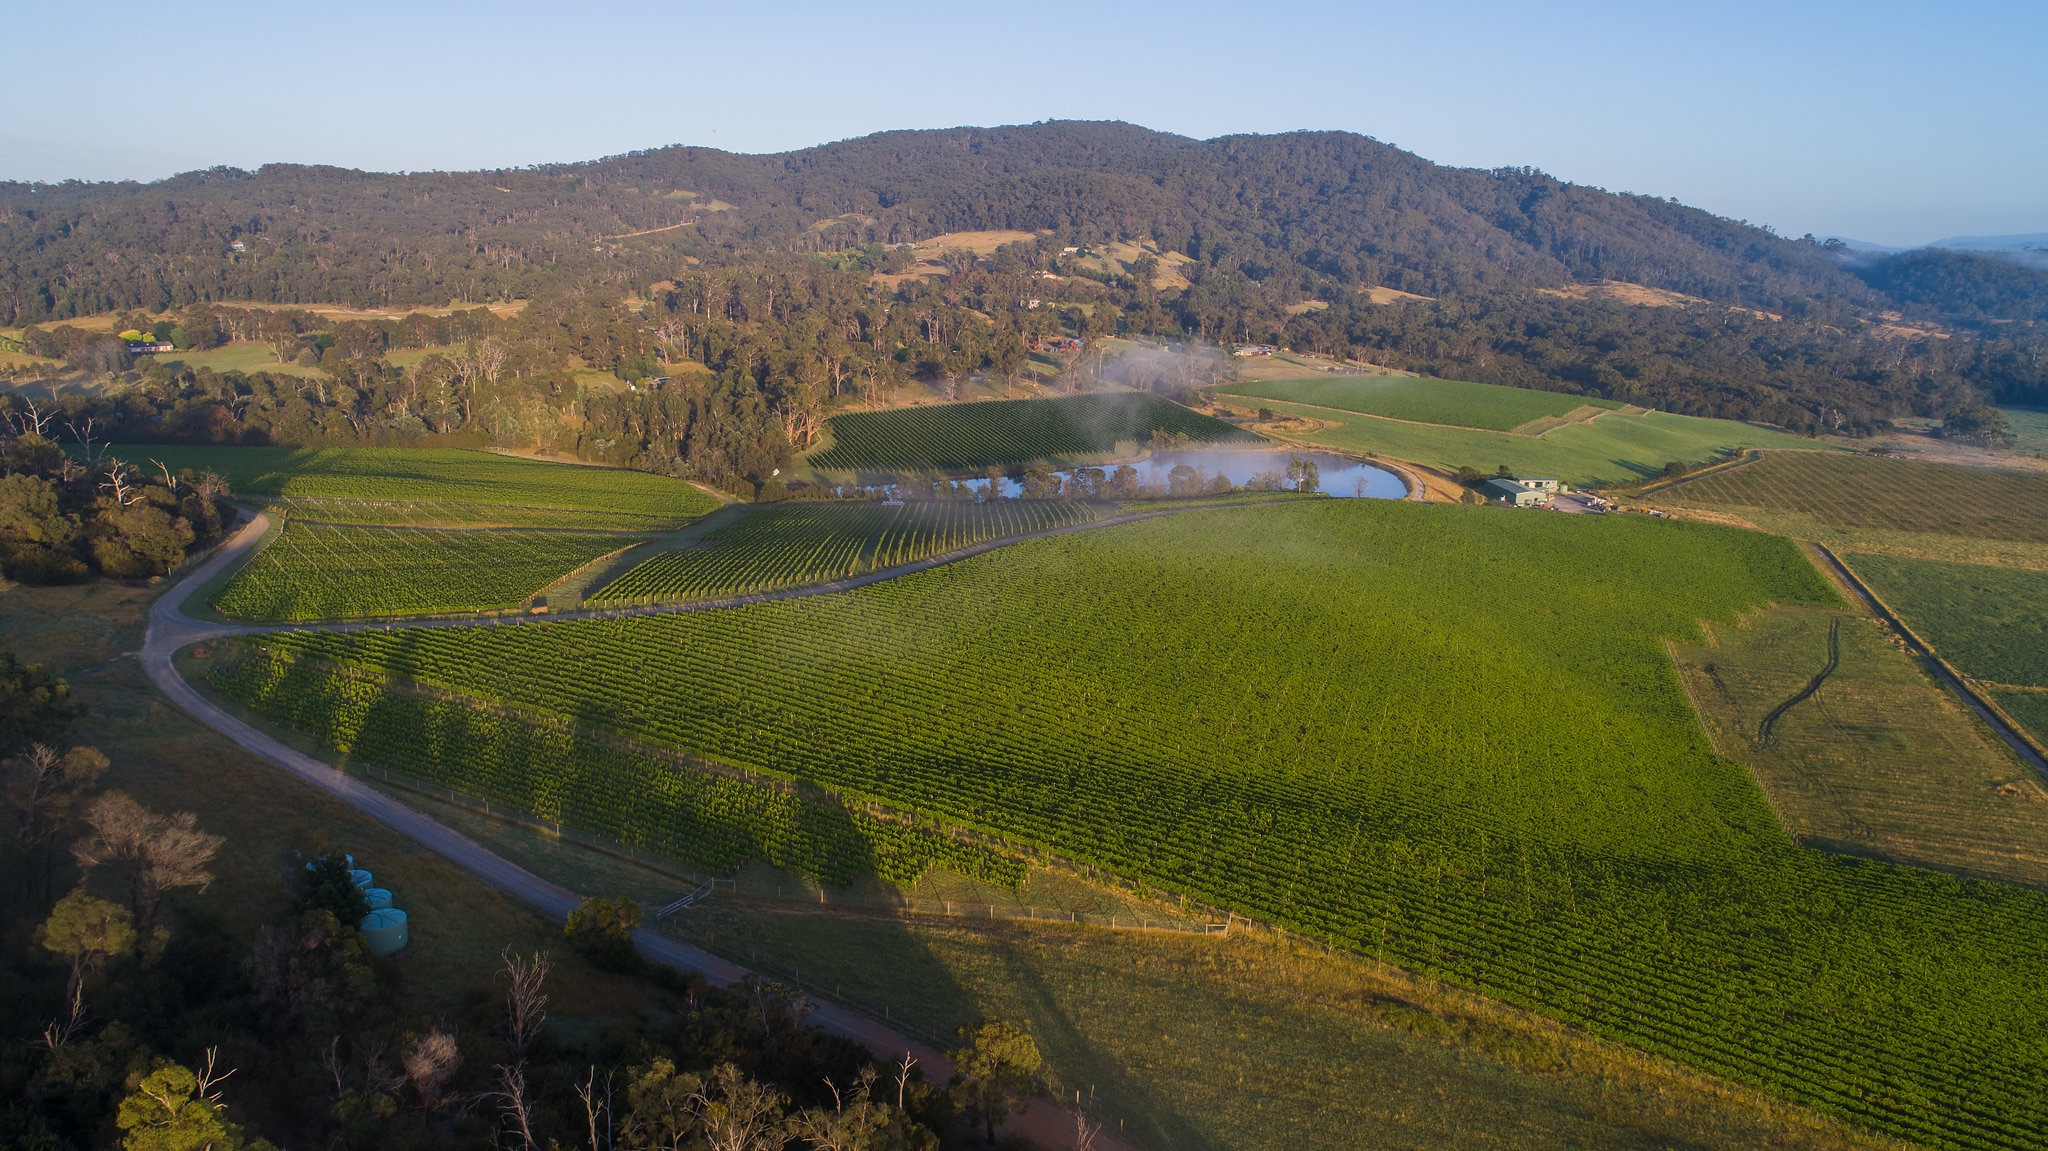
xmin=0 ymin=121 xmax=1884 ymax=321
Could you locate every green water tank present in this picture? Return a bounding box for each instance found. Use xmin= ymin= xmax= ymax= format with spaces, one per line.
xmin=363 ymin=887 xmax=393 ymax=911
xmin=360 ymin=908 xmax=409 ymax=957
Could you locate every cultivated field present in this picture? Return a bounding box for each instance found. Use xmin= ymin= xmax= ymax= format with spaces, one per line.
xmin=113 ymin=444 xmax=719 ymax=529
xmin=201 ymin=647 xmax=1020 ymax=887
xmin=206 ymin=499 xmax=2048 ymax=1149
xmin=808 ymin=394 xmax=1259 ymax=472
xmin=211 ymin=521 xmax=632 ymax=621
xmin=1242 ymin=396 xmax=1819 ymax=487
xmin=1656 ymin=450 xmax=2048 ymax=567
xmin=1993 ymin=690 xmax=2048 ymax=751
xmin=1671 ymin=604 xmax=2048 ymax=887
xmin=590 ymin=500 xmax=1103 ymax=604
xmin=1222 ymin=376 xmax=1622 ymax=432
xmin=1844 ymin=555 xmax=2048 ymax=688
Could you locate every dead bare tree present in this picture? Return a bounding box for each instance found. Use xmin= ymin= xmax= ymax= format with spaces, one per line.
xmin=149 ymin=458 xmax=180 ymax=492
xmin=11 ymin=396 xmax=54 ymax=438
xmin=70 ymin=791 xmax=224 ymax=936
xmin=403 ymin=1028 xmax=462 ymax=1111
xmin=100 ymin=459 xmax=146 ymax=507
xmin=576 ymin=1067 xmax=615 ymax=1151
xmin=65 ymin=416 xmax=101 ymax=468
xmin=894 ymin=1053 xmax=917 ymax=1111
xmin=5 ymin=743 xmax=108 ymax=901
xmin=500 ymin=948 xmax=550 ymax=1061
xmin=488 ymin=1062 xmax=539 ymax=1151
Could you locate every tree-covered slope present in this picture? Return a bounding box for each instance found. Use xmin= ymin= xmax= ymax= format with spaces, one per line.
xmin=0 ymin=122 xmax=1876 ymax=321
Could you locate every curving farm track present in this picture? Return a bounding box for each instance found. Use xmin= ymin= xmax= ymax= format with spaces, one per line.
xmin=146 ymin=506 xmax=1257 ymax=1151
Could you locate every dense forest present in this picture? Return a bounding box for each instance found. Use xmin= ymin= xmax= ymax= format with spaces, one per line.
xmin=3 ymin=121 xmax=2044 ymax=473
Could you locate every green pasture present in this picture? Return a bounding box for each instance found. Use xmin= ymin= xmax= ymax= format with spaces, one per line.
xmin=212 ymin=521 xmax=634 ymax=621
xmin=2000 ymin=407 xmax=2048 ymax=455
xmin=106 ymin=444 xmax=719 ymax=528
xmin=1223 ymin=375 xmax=1621 ymax=431
xmin=809 ymin=393 xmax=1259 ymax=473
xmin=152 ymin=342 xmax=324 ymax=376
xmin=1251 ymin=399 xmax=1819 ymax=486
xmin=1846 ymin=554 xmax=2048 ymax=688
xmin=216 ymin=499 xmax=2048 ymax=1150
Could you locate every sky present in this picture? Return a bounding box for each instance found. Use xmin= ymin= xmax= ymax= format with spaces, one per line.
xmin=5 ymin=0 xmax=2043 ymax=248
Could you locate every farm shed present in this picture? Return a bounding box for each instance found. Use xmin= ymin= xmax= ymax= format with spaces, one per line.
xmin=1518 ymin=477 xmax=1563 ymax=492
xmin=1483 ymin=478 xmax=1547 ymax=506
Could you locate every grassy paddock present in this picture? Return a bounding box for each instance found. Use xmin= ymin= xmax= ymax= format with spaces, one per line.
xmin=809 ymin=393 xmax=1259 ymax=473
xmin=1246 ymin=399 xmax=1819 ymax=486
xmin=1222 ymin=375 xmax=1621 ymax=431
xmin=214 ymin=499 xmax=2048 ymax=1148
xmin=1670 ymin=604 xmax=2048 ymax=888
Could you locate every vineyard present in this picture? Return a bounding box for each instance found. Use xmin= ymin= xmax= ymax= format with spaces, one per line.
xmin=108 ymin=444 xmax=721 ymax=529
xmin=204 ymin=648 xmax=1022 ymax=887
xmin=1222 ymin=376 xmax=1622 ymax=431
xmin=212 ymin=521 xmax=633 ymax=620
xmin=590 ymin=500 xmax=1103 ymax=604
xmin=807 ymin=394 xmax=1260 ymax=472
xmin=1846 ymin=554 xmax=2048 ymax=687
xmin=213 ymin=499 xmax=2048 ymax=1150
xmin=1656 ymin=451 xmax=2048 ymax=551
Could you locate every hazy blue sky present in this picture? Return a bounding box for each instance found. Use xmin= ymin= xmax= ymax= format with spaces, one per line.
xmin=6 ymin=0 xmax=2042 ymax=246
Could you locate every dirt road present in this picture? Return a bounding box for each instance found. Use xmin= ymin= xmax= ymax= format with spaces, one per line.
xmin=142 ymin=512 xmax=1129 ymax=1151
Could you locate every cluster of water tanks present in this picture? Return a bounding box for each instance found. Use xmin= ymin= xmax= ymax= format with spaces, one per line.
xmin=310 ymin=855 xmax=411 ymax=957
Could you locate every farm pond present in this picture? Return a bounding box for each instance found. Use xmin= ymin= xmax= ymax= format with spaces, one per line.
xmin=969 ymin=448 xmax=1407 ymax=499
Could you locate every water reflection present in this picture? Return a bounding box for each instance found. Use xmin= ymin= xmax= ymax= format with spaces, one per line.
xmin=939 ymin=449 xmax=1407 ymax=500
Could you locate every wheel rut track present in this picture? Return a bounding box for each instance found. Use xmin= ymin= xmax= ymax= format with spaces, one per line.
xmin=1757 ymin=616 xmax=1840 ymax=747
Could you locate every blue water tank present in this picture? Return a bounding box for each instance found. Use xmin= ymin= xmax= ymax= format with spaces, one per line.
xmin=363 ymin=887 xmax=394 ymax=911
xmin=360 ymin=908 xmax=409 ymax=957
xmin=348 ymin=869 xmax=374 ymax=889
